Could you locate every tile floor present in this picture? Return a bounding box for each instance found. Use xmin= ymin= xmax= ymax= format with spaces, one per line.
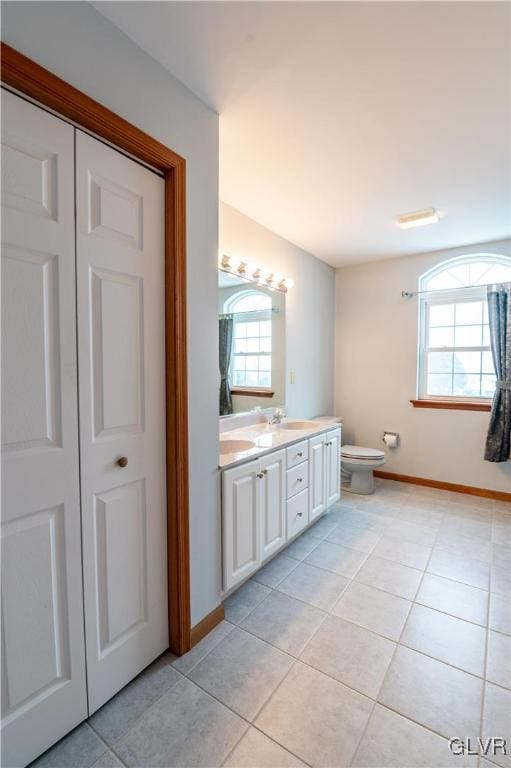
xmin=32 ymin=480 xmax=511 ymax=768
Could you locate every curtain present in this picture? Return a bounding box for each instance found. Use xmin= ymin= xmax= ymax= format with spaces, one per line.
xmin=219 ymin=315 xmax=234 ymax=416
xmin=484 ymin=284 xmax=511 ymax=462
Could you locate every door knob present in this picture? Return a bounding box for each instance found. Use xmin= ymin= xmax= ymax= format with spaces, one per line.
xmin=117 ymin=457 xmax=128 ymax=468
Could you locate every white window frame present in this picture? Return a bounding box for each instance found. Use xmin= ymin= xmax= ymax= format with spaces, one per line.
xmin=224 ymin=289 xmax=273 ymax=392
xmin=417 ymin=253 xmax=511 ymax=403
xmin=418 ymin=285 xmax=492 ymax=403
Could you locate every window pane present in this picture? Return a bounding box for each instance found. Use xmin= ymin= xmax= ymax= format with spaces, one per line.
xmin=482 ymin=351 xmax=494 ymax=374
xmin=455 ymin=325 xmax=482 ymax=347
xmin=260 ymin=320 xmax=271 ymax=336
xmin=455 ymin=301 xmax=483 ymax=325
xmin=246 ymin=338 xmax=258 ymax=353
xmin=235 ymin=323 xmax=247 ymax=338
xmin=233 ymin=355 xmax=245 ymax=371
xmin=233 ymin=370 xmax=245 ymax=386
xmin=427 ymin=374 xmax=452 ymax=396
xmin=481 ymin=375 xmax=496 ymax=397
xmin=453 ymin=374 xmax=481 ymax=397
xmin=427 ymin=351 xmax=452 ymax=373
xmin=235 ymin=338 xmax=248 ymax=353
xmin=429 ymin=304 xmax=454 ymax=327
xmin=259 ymin=372 xmax=271 ymax=387
xmin=429 ymin=326 xmax=454 ymax=347
xmin=231 ymin=292 xmax=272 ymax=313
xmin=260 ymin=337 xmax=271 ymax=352
xmin=245 ymin=321 xmax=260 ymax=337
xmin=454 ymin=351 xmax=482 ymax=374
xmin=259 ymin=355 xmax=271 ymax=371
xmin=246 ymin=371 xmax=258 ymax=386
xmin=483 ymin=301 xmax=489 ymax=323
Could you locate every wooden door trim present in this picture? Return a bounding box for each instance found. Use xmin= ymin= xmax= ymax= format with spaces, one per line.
xmin=1 ymin=42 xmax=191 ymax=655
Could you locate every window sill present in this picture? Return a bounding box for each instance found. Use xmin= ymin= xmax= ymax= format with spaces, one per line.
xmin=231 ymin=388 xmax=274 ymax=398
xmin=410 ymin=399 xmax=492 ymax=412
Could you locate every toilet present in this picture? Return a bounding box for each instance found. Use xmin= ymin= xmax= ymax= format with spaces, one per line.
xmin=341 ymin=444 xmax=386 ymax=495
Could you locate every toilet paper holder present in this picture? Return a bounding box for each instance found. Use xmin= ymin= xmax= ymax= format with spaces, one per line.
xmin=382 ymin=431 xmax=399 ymax=448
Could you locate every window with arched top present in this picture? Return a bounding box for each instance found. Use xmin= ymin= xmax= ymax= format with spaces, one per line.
xmin=418 ymin=254 xmax=511 ymax=401
xmin=224 ymin=289 xmax=273 ymax=389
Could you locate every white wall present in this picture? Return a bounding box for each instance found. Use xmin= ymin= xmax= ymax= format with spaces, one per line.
xmin=2 ymin=1 xmax=221 ymax=625
xmin=335 ymin=239 xmax=511 ymax=494
xmin=220 ymin=202 xmax=335 ymax=419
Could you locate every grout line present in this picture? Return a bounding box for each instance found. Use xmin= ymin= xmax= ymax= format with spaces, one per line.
xmin=85 ymin=722 xmax=128 ymax=767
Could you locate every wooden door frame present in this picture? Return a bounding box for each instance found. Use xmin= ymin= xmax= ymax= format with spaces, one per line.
xmin=1 ymin=43 xmax=191 ymax=655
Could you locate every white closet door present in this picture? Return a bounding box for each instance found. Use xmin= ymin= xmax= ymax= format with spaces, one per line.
xmin=1 ymin=90 xmax=87 ymax=767
xmin=75 ymin=131 xmax=168 ymax=713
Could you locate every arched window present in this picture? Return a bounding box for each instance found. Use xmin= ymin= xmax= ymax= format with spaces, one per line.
xmin=418 ymin=254 xmax=511 ymax=400
xmin=224 ymin=289 xmax=273 ymax=389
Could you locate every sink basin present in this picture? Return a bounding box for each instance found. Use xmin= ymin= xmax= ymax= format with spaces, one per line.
xmin=279 ymin=420 xmax=322 ymax=430
xmin=220 ymin=439 xmax=255 ymax=454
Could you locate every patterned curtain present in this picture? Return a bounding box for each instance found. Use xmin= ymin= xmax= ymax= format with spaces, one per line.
xmin=484 ymin=284 xmax=511 ymax=462
xmin=219 ymin=315 xmax=234 ymax=416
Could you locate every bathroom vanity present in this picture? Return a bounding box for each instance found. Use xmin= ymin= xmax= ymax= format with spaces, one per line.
xmin=220 ymin=418 xmax=341 ymax=592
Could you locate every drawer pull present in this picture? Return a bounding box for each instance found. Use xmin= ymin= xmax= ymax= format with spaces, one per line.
xmin=297 ymin=512 xmax=303 ymax=517
xmin=326 ymin=441 xmax=332 ymax=446
xmin=297 ymin=451 xmax=303 ymax=457
xmin=257 ymin=472 xmax=264 ymax=479
xmin=262 ymin=469 xmax=268 ymax=474
xmin=297 ymin=477 xmax=303 ymax=482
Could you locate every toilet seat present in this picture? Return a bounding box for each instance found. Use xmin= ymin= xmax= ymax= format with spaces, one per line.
xmin=341 ymin=444 xmax=385 ymax=460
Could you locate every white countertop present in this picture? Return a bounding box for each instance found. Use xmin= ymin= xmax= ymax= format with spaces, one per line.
xmin=219 ymin=418 xmax=342 ymax=470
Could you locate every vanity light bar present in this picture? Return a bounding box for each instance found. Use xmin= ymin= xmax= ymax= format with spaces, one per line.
xmin=218 ymin=253 xmax=294 ymax=292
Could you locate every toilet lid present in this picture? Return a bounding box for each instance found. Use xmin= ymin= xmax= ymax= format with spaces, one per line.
xmin=341 ymin=444 xmax=385 ymax=460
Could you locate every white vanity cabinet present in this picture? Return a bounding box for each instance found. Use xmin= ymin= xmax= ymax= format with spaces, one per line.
xmin=221 ymin=427 xmax=341 ymax=593
xmin=222 ymin=450 xmax=285 ymax=591
xmin=325 ymin=429 xmax=341 ymax=507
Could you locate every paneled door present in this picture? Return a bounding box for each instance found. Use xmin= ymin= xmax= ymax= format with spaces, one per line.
xmin=222 ymin=459 xmax=261 ymax=591
xmin=1 ymin=90 xmax=87 ymax=766
xmin=309 ymin=433 xmax=327 ymax=521
xmin=260 ymin=449 xmax=286 ymax=561
xmin=76 ymin=131 xmax=168 ymax=713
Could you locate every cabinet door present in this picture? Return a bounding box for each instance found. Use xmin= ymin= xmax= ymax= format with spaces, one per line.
xmin=325 ymin=429 xmax=341 ymax=507
xmin=260 ymin=450 xmax=286 ymax=561
xmin=76 ymin=132 xmax=167 ymax=713
xmin=1 ymin=90 xmax=87 ymax=767
xmin=309 ymin=433 xmax=327 ymax=521
xmin=222 ymin=460 xmax=260 ymax=590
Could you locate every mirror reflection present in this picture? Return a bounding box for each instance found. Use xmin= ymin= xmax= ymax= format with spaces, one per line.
xmin=219 ymin=270 xmax=285 ymax=415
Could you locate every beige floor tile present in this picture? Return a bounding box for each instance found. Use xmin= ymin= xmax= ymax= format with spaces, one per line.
xmin=416 ymin=573 xmax=488 ymax=626
xmin=91 ymin=750 xmax=123 ymax=768
xmin=31 ymin=724 xmax=107 ymax=768
xmin=378 ymin=646 xmax=483 ymax=738
xmin=115 ymin=677 xmax=246 ymax=768
xmin=440 ymin=516 xmax=492 ymax=542
xmin=352 ymin=703 xmax=477 ymax=767
xmin=386 ymin=519 xmax=438 ymax=547
xmin=223 ymin=727 xmax=307 ymax=768
xmin=276 ymin=562 xmax=349 ymax=611
xmin=331 ymin=581 xmax=411 ymax=641
xmin=327 ymin=524 xmax=381 ymax=553
xmin=252 ymin=553 xmax=299 ymax=588
xmin=489 ymin=593 xmax=511 ymax=635
xmin=224 ymin=580 xmax=271 ymax=625
xmin=285 ymin=529 xmax=322 ymax=561
xmin=492 ymin=543 xmax=511 ymax=570
xmin=481 ymin=683 xmax=511 ymax=768
xmin=188 ymin=627 xmax=293 ymax=721
xmin=308 ymin=514 xmax=340 ymax=539
xmin=434 ymin=532 xmax=493 ymax=564
xmin=355 ymin=554 xmax=423 ymax=600
xmin=487 ymin=630 xmax=511 ymax=689
xmin=304 ymin=540 xmax=368 ymax=578
xmin=240 ymin=590 xmax=326 ymax=656
xmin=300 ymin=614 xmax=395 ymax=698
xmin=172 ymin=621 xmax=234 ymax=674
xmin=427 ymin=549 xmax=490 ymax=590
xmin=337 ymin=509 xmax=388 ymax=532
xmin=255 ymin=662 xmax=373 ymax=767
xmin=372 ymin=535 xmax=431 ymax=570
xmin=492 ymin=565 xmax=511 ymax=596
xmin=401 ymin=604 xmax=486 ymax=676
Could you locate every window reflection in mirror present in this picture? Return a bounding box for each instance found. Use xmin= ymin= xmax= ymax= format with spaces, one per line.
xmin=219 ymin=270 xmax=285 ymax=415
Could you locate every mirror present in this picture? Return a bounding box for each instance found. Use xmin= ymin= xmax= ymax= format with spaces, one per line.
xmin=219 ymin=270 xmax=286 ymax=415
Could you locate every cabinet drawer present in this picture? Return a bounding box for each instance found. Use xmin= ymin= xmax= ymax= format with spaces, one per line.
xmin=287 ymin=488 xmax=309 ymax=539
xmin=286 ymin=460 xmax=309 ymax=499
xmin=286 ymin=440 xmax=308 ymax=469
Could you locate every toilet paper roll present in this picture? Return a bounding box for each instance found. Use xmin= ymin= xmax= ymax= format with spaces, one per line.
xmin=383 ymin=432 xmax=399 ymax=448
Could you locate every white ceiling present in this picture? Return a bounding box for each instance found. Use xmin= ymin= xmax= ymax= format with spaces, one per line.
xmin=94 ymin=1 xmax=510 ymax=267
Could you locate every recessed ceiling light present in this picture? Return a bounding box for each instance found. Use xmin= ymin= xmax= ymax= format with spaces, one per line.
xmin=397 ymin=208 xmax=439 ymax=229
